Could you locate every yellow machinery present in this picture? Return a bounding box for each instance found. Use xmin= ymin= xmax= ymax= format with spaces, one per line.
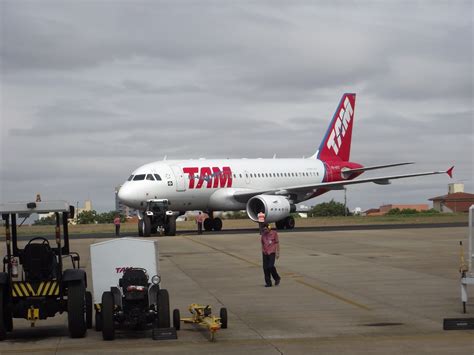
xmin=173 ymin=304 xmax=227 ymax=341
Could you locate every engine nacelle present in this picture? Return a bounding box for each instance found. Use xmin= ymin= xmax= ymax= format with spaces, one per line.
xmin=246 ymin=195 xmax=295 ymax=223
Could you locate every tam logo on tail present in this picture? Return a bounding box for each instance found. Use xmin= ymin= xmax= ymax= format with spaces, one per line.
xmin=317 ymin=93 xmax=356 ymax=162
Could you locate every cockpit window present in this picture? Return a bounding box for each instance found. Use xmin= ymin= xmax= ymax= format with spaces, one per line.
xmin=146 ymin=174 xmax=155 ymax=181
xmin=133 ymin=174 xmax=146 ymax=181
xmin=154 ymin=174 xmax=162 ymax=181
xmin=127 ymin=175 xmax=134 ymax=181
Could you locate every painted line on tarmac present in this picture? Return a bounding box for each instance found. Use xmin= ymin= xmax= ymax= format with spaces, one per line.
xmin=182 ymin=236 xmax=261 ymax=267
xmin=294 ymin=278 xmax=371 ymax=311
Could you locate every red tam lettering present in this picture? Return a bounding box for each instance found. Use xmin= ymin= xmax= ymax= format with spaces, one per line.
xmin=196 ymin=167 xmax=212 ymax=189
xmin=212 ymin=166 xmax=232 ymax=188
xmin=183 ymin=167 xmax=199 ymax=189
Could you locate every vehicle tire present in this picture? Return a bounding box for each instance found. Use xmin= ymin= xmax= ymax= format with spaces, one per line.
xmin=0 ymin=286 xmax=6 ymax=340
xmin=165 ymin=216 xmax=176 ymax=236
xmin=203 ymin=218 xmax=213 ymax=231
xmin=138 ymin=220 xmax=144 ymax=236
xmin=85 ymin=291 xmax=93 ymax=329
xmin=275 ymin=220 xmax=285 ymax=230
xmin=67 ymin=281 xmax=87 ymax=338
xmin=101 ymin=292 xmax=115 ymax=340
xmin=95 ymin=311 xmax=102 ymax=331
xmin=212 ymin=217 xmax=222 ymax=231
xmin=1 ymin=286 xmax=13 ymax=333
xmin=143 ymin=216 xmax=151 ymax=237
xmin=220 ymin=307 xmax=228 ymax=329
xmin=285 ymin=216 xmax=295 ymax=229
xmin=173 ymin=309 xmax=180 ymax=330
xmin=151 ymin=226 xmax=158 ymax=234
xmin=157 ymin=289 xmax=170 ymax=328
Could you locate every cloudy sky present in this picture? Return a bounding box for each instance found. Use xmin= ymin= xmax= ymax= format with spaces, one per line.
xmin=1 ymin=1 xmax=472 ymax=213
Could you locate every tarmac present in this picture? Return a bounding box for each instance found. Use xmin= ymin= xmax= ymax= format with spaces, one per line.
xmin=1 ymin=225 xmax=473 ymax=354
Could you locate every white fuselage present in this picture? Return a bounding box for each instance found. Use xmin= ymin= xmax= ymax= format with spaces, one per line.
xmin=118 ymin=158 xmax=326 ymax=212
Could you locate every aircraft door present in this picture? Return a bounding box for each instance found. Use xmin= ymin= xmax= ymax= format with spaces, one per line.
xmin=171 ymin=166 xmax=186 ymax=192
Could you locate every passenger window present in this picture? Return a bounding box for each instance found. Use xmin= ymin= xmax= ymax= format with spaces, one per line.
xmin=133 ymin=174 xmax=146 ymax=181
xmin=146 ymin=174 xmax=155 ymax=181
xmin=154 ymin=174 xmax=162 ymax=181
xmin=127 ymin=175 xmax=134 ymax=181
xmin=239 ymin=174 xmax=242 ymax=178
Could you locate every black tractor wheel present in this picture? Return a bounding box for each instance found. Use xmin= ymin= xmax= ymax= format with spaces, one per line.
xmin=0 ymin=286 xmax=6 ymax=340
xmin=67 ymin=281 xmax=87 ymax=338
xmin=1 ymin=286 xmax=12 ymax=333
xmin=165 ymin=216 xmax=176 ymax=236
xmin=157 ymin=289 xmax=170 ymax=328
xmin=212 ymin=217 xmax=223 ymax=231
xmin=143 ymin=216 xmax=152 ymax=237
xmin=173 ymin=309 xmax=180 ymax=330
xmin=95 ymin=311 xmax=102 ymax=331
xmin=220 ymin=307 xmax=228 ymax=329
xmin=101 ymin=292 xmax=115 ymax=340
xmin=285 ymin=216 xmax=295 ymax=229
xmin=203 ymin=218 xmax=213 ymax=231
xmin=85 ymin=291 xmax=93 ymax=329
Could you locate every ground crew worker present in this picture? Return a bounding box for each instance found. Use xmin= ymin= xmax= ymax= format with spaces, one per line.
xmin=257 ymin=211 xmax=266 ymax=234
xmin=196 ymin=212 xmax=204 ymax=235
xmin=114 ymin=214 xmax=121 ymax=237
xmin=261 ymin=223 xmax=281 ymax=287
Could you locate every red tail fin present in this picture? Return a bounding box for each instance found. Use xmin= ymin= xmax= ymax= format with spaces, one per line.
xmin=317 ymin=93 xmax=356 ymax=162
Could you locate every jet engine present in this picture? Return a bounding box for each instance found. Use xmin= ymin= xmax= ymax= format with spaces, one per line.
xmin=246 ymin=195 xmax=295 ymax=223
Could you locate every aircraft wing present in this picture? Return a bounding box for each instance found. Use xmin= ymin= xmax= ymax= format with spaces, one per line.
xmin=233 ymin=167 xmax=454 ymax=202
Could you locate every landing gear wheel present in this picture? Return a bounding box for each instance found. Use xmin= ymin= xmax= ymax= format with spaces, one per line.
xmin=285 ymin=216 xmax=295 ymax=229
xmin=67 ymin=281 xmax=87 ymax=338
xmin=220 ymin=307 xmax=228 ymax=329
xmin=212 ymin=217 xmax=222 ymax=231
xmin=85 ymin=291 xmax=93 ymax=329
xmin=165 ymin=216 xmax=176 ymax=236
xmin=203 ymin=218 xmax=213 ymax=231
xmin=173 ymin=309 xmax=180 ymax=330
xmin=101 ymin=291 xmax=115 ymax=340
xmin=275 ymin=220 xmax=285 ymax=230
xmin=95 ymin=311 xmax=102 ymax=331
xmin=142 ymin=216 xmax=151 ymax=237
xmin=157 ymin=289 xmax=170 ymax=328
xmin=138 ymin=220 xmax=144 ymax=236
xmin=151 ymin=226 xmax=158 ymax=234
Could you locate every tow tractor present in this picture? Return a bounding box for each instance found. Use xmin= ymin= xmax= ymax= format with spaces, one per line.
xmin=0 ymin=201 xmax=93 ymax=340
xmin=138 ymin=199 xmax=177 ymax=237
xmin=173 ymin=304 xmax=228 ymax=341
xmin=91 ymin=238 xmax=173 ymax=340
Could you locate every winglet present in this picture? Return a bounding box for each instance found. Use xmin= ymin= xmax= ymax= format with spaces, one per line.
xmin=446 ymin=166 xmax=454 ymax=178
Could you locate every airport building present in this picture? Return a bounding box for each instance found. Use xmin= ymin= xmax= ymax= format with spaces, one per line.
xmin=429 ymin=183 xmax=474 ymax=213
xmin=364 ymin=204 xmax=429 ymax=216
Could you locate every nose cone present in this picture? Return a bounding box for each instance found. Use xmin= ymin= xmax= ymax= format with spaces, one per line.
xmin=117 ymin=183 xmax=138 ymax=207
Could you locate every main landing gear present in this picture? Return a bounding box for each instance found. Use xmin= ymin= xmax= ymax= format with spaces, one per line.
xmin=203 ymin=212 xmax=222 ymax=232
xmin=275 ymin=216 xmax=295 ymax=230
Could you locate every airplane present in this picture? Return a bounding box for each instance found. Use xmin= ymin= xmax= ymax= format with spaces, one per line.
xmin=117 ymin=93 xmax=453 ymax=236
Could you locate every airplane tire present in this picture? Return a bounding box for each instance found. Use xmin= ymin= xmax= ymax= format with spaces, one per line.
xmin=138 ymin=220 xmax=144 ymax=236
xmin=95 ymin=311 xmax=102 ymax=331
xmin=275 ymin=220 xmax=285 ymax=230
xmin=285 ymin=216 xmax=295 ymax=229
xmin=143 ymin=216 xmax=151 ymax=237
xmin=212 ymin=217 xmax=222 ymax=231
xmin=165 ymin=216 xmax=176 ymax=236
xmin=203 ymin=218 xmax=213 ymax=231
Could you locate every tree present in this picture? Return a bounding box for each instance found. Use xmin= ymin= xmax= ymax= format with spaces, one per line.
xmin=77 ymin=210 xmax=97 ymax=224
xmin=309 ymin=200 xmax=350 ymax=217
xmin=34 ymin=215 xmax=56 ymax=225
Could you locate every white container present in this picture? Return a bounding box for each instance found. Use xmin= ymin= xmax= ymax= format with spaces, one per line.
xmin=90 ymin=238 xmax=159 ymax=305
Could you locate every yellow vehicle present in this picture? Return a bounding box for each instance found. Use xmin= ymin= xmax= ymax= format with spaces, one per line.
xmin=173 ymin=304 xmax=227 ymax=341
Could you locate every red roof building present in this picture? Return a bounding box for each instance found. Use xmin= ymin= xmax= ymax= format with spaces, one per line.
xmin=429 ymin=192 xmax=474 ymax=213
